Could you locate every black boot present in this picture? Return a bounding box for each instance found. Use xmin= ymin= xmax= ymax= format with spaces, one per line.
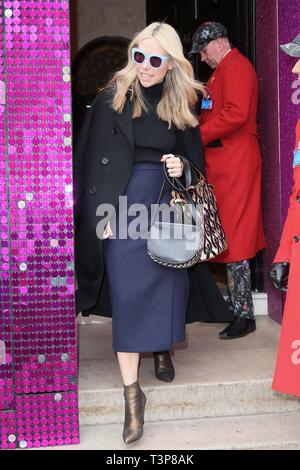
xmin=123 ymin=381 xmax=146 ymax=444
xmin=219 ymin=317 xmax=256 ymax=339
xmin=153 ymin=351 xmax=175 ymax=382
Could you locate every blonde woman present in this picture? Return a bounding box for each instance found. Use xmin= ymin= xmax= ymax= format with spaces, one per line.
xmin=74 ymin=22 xmax=231 ymax=444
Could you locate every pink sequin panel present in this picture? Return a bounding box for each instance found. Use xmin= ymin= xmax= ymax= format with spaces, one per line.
xmin=0 ymin=0 xmax=79 ymax=449
xmin=0 ymin=0 xmax=14 ymax=414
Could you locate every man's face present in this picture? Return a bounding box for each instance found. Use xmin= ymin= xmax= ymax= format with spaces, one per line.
xmin=199 ymin=40 xmax=224 ymax=69
xmin=292 ymin=58 xmax=300 ymax=80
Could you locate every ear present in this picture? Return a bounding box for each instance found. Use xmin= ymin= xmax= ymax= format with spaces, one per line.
xmin=167 ymin=62 xmax=173 ymax=71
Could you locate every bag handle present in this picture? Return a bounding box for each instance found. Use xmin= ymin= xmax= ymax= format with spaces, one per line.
xmin=162 ymin=154 xmax=192 ymax=192
xmin=160 ymin=155 xmax=200 ymax=225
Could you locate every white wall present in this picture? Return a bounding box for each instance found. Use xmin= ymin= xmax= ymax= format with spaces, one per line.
xmin=75 ymin=0 xmax=146 ymax=52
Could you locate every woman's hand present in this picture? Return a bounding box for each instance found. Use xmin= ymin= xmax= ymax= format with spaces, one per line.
xmin=161 ymin=154 xmax=183 ymax=178
xmin=103 ymin=221 xmax=113 ymax=239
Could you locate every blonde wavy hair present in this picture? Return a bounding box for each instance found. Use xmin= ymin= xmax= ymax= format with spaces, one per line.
xmin=108 ymin=22 xmax=206 ymax=130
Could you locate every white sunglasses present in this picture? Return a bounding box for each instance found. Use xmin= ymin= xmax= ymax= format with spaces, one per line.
xmin=131 ymin=47 xmax=170 ymax=69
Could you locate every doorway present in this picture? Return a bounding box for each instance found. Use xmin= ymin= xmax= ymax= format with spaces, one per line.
xmin=71 ymin=0 xmax=264 ymax=293
xmin=146 ymin=0 xmax=256 ymax=80
xmin=146 ymin=0 xmax=263 ymax=293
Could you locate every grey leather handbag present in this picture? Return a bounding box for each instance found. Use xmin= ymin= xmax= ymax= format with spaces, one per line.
xmin=147 ymin=155 xmax=227 ymax=269
xmin=147 ymin=156 xmax=205 ymax=269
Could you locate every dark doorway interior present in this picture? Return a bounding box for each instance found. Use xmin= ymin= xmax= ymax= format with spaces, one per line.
xmin=71 ymin=0 xmax=263 ymax=293
xmin=147 ymin=0 xmax=256 ymax=82
xmin=147 ymin=0 xmax=263 ymax=292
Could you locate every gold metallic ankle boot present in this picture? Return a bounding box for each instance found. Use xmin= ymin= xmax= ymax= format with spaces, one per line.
xmin=123 ymin=381 xmax=146 ymax=444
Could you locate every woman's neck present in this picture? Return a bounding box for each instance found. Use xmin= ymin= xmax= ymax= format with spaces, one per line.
xmin=141 ymin=81 xmax=164 ymax=101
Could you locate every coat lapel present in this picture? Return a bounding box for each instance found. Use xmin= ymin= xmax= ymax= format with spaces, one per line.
xmin=115 ymin=99 xmax=134 ymax=148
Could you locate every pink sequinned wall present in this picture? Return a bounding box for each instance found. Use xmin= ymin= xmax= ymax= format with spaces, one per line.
xmin=0 ymin=0 xmax=79 ymax=449
xmin=257 ymin=0 xmax=300 ymax=323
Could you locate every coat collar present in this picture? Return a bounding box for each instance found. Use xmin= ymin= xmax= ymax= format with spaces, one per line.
xmin=208 ymin=48 xmax=239 ymax=84
xmin=115 ymin=98 xmax=134 ymax=147
xmin=218 ymin=47 xmax=239 ymax=69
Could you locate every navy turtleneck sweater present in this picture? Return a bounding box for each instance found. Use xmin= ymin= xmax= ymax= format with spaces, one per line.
xmin=133 ymin=81 xmax=176 ymax=163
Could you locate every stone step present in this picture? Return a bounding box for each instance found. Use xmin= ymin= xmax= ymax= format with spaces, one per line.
xmin=79 ymin=379 xmax=300 ymax=426
xmin=252 ymin=292 xmax=268 ymax=316
xmin=78 ymin=318 xmax=300 ymax=426
xmin=49 ymin=412 xmax=300 ymax=450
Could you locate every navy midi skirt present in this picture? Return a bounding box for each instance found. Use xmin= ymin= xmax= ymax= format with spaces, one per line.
xmin=102 ymin=162 xmax=189 ymax=352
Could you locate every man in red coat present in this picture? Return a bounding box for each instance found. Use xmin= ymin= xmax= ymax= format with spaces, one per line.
xmin=189 ymin=22 xmax=265 ymax=339
xmin=270 ymin=33 xmax=300 ymax=397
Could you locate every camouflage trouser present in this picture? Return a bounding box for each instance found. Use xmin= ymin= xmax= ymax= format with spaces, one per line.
xmin=226 ymin=260 xmax=255 ymax=320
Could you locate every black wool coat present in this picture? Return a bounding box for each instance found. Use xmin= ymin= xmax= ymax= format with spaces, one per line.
xmin=73 ymin=89 xmax=232 ymax=323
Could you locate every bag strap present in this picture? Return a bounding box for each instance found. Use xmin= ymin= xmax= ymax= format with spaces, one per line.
xmin=150 ymin=155 xmax=203 ymax=228
xmin=149 ymin=179 xmax=166 ymax=228
xmin=164 ymin=156 xmax=207 ymax=189
xmin=162 ymin=155 xmax=200 ymax=224
xmin=162 ymin=154 xmax=192 ymax=192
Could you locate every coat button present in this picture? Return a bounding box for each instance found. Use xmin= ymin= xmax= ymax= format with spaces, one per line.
xmin=293 ymin=235 xmax=299 ymax=243
xmin=112 ymin=127 xmax=118 ymax=135
xmin=89 ymin=186 xmax=96 ymax=195
xmin=101 ymin=157 xmax=109 ymax=165
xmin=297 ymin=196 xmax=300 ymax=203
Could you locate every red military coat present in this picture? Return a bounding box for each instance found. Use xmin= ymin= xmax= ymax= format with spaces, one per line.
xmin=272 ymin=119 xmax=300 ymax=397
xmin=200 ymin=48 xmax=265 ymax=263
